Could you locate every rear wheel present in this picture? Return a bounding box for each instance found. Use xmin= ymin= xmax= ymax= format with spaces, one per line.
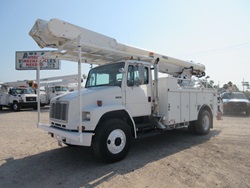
xmin=195 ymin=109 xmax=211 ymax=135
xmin=92 ymin=119 xmax=132 ymax=163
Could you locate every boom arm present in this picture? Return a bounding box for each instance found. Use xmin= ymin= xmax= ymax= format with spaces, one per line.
xmin=29 ymin=18 xmax=205 ymax=77
xmin=2 ymin=81 xmax=33 ymax=88
xmin=39 ymin=74 xmax=79 ymax=86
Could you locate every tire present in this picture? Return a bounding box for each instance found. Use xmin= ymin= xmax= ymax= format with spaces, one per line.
xmin=92 ymin=119 xmax=132 ymax=163
xmin=0 ymin=105 xmax=3 ymax=111
xmin=195 ymin=109 xmax=211 ymax=135
xmin=246 ymin=110 xmax=250 ymax=116
xmin=12 ymin=102 xmax=20 ymax=111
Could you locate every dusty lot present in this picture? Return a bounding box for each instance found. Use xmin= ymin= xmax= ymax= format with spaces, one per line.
xmin=0 ymin=108 xmax=250 ymax=188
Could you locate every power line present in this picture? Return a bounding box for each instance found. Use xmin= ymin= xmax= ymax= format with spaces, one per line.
xmin=187 ymin=41 xmax=250 ymax=58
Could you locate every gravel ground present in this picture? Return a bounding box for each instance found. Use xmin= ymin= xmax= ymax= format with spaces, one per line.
xmin=0 ymin=107 xmax=250 ymax=188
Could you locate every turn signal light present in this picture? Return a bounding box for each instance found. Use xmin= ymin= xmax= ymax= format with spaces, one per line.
xmin=77 ymin=126 xmax=86 ymax=131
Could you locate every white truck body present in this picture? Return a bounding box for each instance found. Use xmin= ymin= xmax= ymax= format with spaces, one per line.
xmin=0 ymin=82 xmax=37 ymax=111
xmin=29 ymin=18 xmax=217 ymax=162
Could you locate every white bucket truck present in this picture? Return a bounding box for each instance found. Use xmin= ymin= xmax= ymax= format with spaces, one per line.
xmin=30 ymin=18 xmax=217 ymax=162
xmin=0 ymin=81 xmax=37 ymax=111
xmin=39 ymin=74 xmax=80 ymax=105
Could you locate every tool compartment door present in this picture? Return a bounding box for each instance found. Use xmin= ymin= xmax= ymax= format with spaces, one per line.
xmin=168 ymin=92 xmax=181 ymax=124
xmin=181 ymin=92 xmax=190 ymax=122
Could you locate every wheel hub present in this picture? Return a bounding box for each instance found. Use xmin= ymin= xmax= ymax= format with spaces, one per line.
xmin=202 ymin=115 xmax=210 ymax=129
xmin=107 ymin=129 xmax=126 ymax=154
xmin=115 ymin=137 xmax=122 ymax=146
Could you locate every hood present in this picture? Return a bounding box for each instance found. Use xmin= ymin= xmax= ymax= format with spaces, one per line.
xmin=52 ymin=86 xmax=123 ymax=107
xmin=223 ymin=98 xmax=250 ymax=103
xmin=20 ymin=93 xmax=37 ymax=97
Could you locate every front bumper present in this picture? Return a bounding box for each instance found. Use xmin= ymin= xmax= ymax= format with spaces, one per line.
xmin=20 ymin=102 xmax=37 ymax=108
xmin=38 ymin=123 xmax=93 ymax=146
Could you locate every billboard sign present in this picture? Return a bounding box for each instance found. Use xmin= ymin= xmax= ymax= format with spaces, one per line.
xmin=16 ymin=51 xmax=60 ymax=70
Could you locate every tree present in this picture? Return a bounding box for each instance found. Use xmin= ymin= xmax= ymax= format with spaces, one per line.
xmin=242 ymin=81 xmax=249 ymax=91
xmin=223 ymin=84 xmax=228 ymax=89
xmin=222 ymin=81 xmax=239 ymax=92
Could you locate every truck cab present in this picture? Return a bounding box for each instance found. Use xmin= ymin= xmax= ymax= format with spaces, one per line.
xmin=50 ymin=61 xmax=152 ymax=132
xmin=85 ymin=61 xmax=152 ymax=116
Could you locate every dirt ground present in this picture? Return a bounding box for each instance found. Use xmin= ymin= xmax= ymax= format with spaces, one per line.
xmin=0 ymin=107 xmax=250 ymax=188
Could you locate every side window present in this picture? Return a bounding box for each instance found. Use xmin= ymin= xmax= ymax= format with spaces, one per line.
xmin=127 ymin=65 xmax=134 ymax=86
xmin=127 ymin=65 xmax=149 ymax=86
xmin=144 ymin=67 xmax=149 ymax=84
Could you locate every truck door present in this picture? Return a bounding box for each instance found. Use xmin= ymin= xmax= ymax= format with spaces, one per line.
xmin=8 ymin=88 xmax=16 ymax=104
xmin=125 ymin=64 xmax=152 ymax=117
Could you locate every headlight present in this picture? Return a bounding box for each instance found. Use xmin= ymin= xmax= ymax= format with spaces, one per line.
xmin=82 ymin=112 xmax=90 ymax=121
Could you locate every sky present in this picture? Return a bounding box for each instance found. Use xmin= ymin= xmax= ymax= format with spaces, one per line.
xmin=0 ymin=0 xmax=250 ymax=90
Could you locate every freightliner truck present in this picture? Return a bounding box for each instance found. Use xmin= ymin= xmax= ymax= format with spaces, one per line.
xmin=29 ymin=18 xmax=217 ymax=162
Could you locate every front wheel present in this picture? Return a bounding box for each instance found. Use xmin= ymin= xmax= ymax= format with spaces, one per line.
xmin=92 ymin=119 xmax=132 ymax=163
xmin=246 ymin=110 xmax=250 ymax=116
xmin=12 ymin=102 xmax=20 ymax=111
xmin=195 ymin=109 xmax=212 ymax=135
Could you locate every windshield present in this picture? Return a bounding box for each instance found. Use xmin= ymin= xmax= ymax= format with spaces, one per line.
xmin=54 ymin=86 xmax=69 ymax=92
xmin=222 ymin=92 xmax=248 ymax=100
xmin=13 ymin=88 xmax=35 ymax=94
xmin=86 ymin=62 xmax=124 ymax=88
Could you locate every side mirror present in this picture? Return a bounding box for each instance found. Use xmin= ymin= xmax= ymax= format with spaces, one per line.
xmin=82 ymin=74 xmax=87 ymax=79
xmin=119 ymin=68 xmax=126 ymax=73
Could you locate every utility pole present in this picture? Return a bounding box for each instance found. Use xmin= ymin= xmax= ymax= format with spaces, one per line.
xmin=243 ymin=78 xmax=245 ymax=92
xmin=242 ymin=78 xmax=249 ymax=92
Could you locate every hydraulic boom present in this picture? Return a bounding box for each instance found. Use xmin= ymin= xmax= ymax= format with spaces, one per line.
xmin=30 ymin=18 xmax=205 ymax=78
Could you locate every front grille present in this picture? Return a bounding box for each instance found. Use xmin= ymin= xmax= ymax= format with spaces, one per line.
xmin=229 ymin=102 xmax=246 ymax=108
xmin=50 ymin=101 xmax=68 ymax=122
xmin=26 ymin=97 xmax=36 ymax=102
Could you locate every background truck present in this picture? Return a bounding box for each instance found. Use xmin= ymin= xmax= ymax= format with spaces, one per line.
xmin=0 ymin=81 xmax=37 ymax=111
xmin=39 ymin=74 xmax=82 ymax=105
xmin=30 ymin=18 xmax=217 ymax=162
xmin=221 ymin=91 xmax=250 ymax=116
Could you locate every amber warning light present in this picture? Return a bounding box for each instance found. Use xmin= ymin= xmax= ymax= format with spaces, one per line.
xmin=97 ymin=100 xmax=102 ymax=107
